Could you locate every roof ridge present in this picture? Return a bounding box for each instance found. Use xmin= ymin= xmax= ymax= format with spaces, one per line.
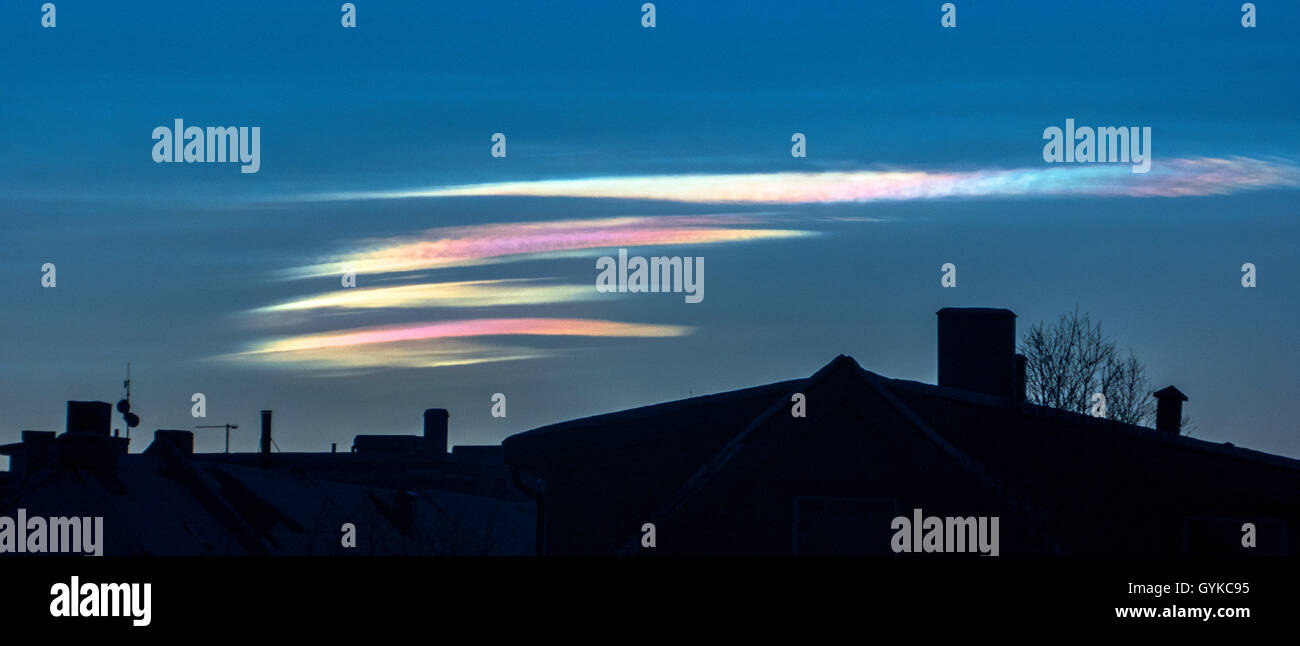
xmin=620 ymin=355 xmax=870 ymax=553
xmin=619 ymin=355 xmax=1045 ymax=554
xmin=505 ymin=378 xmax=807 ymax=447
xmin=882 ymin=376 xmax=1300 ymax=472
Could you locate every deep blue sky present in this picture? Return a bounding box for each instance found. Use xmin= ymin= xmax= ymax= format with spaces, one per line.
xmin=2 ymin=1 xmax=1297 ymax=460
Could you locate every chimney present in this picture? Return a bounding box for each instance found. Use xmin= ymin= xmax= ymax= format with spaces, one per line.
xmin=259 ymin=410 xmax=273 ymax=454
xmin=3 ymin=431 xmax=56 ymax=480
xmin=1015 ymin=353 xmax=1027 ymax=403
xmin=66 ymin=401 xmax=111 ymax=436
xmin=1152 ymin=386 xmax=1187 ymax=434
xmin=57 ymin=402 xmax=128 ymax=470
xmin=21 ymin=431 xmax=56 ymax=472
xmin=936 ymin=308 xmax=1018 ymax=399
xmin=423 ymin=408 xmax=449 ymax=454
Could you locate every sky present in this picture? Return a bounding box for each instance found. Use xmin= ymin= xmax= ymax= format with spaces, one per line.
xmin=1 ymin=1 xmax=1297 ymax=461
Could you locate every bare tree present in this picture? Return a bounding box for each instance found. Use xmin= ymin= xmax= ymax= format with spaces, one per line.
xmin=1020 ymin=307 xmax=1164 ymax=428
xmin=1097 ymin=349 xmax=1156 ymax=426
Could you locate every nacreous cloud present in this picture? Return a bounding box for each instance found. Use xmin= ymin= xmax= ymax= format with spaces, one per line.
xmin=255 ymin=279 xmax=596 ymax=312
xmin=303 ymin=156 xmax=1300 ymax=204
xmin=230 ymin=317 xmax=691 ymax=363
xmin=287 ymin=215 xmax=811 ymax=278
xmin=222 ymin=318 xmax=693 ymax=370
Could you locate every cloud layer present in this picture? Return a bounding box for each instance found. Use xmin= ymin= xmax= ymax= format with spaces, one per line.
xmin=226 ymin=318 xmax=693 ymax=370
xmin=256 ymin=279 xmax=595 ymax=312
xmin=239 ymin=214 xmax=797 ymax=371
xmin=304 ymin=157 xmax=1300 ymax=204
xmin=288 ymin=215 xmax=810 ymax=278
xmin=238 ymin=157 xmax=1300 ymax=372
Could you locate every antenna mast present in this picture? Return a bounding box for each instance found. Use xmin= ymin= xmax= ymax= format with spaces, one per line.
xmin=196 ymin=424 xmax=238 ymax=453
xmin=116 ymin=363 xmax=140 ymax=438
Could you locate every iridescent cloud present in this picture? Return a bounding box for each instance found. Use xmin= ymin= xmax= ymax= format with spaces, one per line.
xmin=255 ymin=279 xmax=595 ymax=312
xmin=304 ymin=156 xmax=1300 ymax=204
xmin=226 ymin=338 xmax=549 ymax=371
xmin=237 ymin=317 xmax=691 ymax=356
xmin=288 ymin=215 xmax=811 ymax=278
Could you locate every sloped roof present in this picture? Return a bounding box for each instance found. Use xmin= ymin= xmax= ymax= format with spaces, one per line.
xmin=504 ymin=354 xmax=1300 ymax=554
xmin=619 ymin=355 xmax=1032 ymax=552
xmin=631 ymin=354 xmax=1300 ymax=532
xmin=883 ymin=376 xmax=1300 ymax=473
xmin=504 ymin=377 xmax=806 ymax=465
xmin=1 ymin=440 xmax=533 ymax=555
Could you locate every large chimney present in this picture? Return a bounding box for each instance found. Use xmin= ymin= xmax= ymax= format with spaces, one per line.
xmin=1015 ymin=353 xmax=1027 ymax=403
xmin=1152 ymin=386 xmax=1187 ymax=434
xmin=66 ymin=401 xmax=111 ymax=436
xmin=259 ymin=410 xmax=273 ymax=454
xmin=937 ymin=308 xmax=1018 ymax=399
xmin=423 ymin=408 xmax=449 ymax=454
xmin=57 ymin=401 xmax=128 ymax=470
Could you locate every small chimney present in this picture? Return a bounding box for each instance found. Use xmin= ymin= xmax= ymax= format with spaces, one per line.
xmin=423 ymin=408 xmax=449 ymax=454
xmin=66 ymin=401 xmax=112 ymax=436
xmin=1152 ymin=386 xmax=1187 ymax=434
xmin=260 ymin=410 xmax=273 ymax=454
xmin=7 ymin=431 xmax=56 ymax=480
xmin=937 ymin=308 xmax=1018 ymax=399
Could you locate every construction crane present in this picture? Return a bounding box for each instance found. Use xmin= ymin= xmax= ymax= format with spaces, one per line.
xmin=196 ymin=424 xmax=238 ymax=453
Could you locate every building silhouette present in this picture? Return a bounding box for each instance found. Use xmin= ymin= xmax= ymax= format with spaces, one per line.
xmin=503 ymin=308 xmax=1300 ymax=555
xmin=3 ymin=307 xmax=1297 ymax=556
xmin=0 ymin=406 xmax=532 ymax=555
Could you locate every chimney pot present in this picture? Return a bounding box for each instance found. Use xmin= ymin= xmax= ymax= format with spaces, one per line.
xmin=936 ymin=308 xmax=1018 ymax=399
xmin=1015 ymin=353 xmax=1027 ymax=403
xmin=66 ymin=401 xmax=112 ymax=436
xmin=1152 ymin=386 xmax=1187 ymax=434
xmin=260 ymin=410 xmax=273 ymax=455
xmin=423 ymin=408 xmax=449 ymax=454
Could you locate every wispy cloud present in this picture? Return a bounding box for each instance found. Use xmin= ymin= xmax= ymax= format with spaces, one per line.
xmin=299 ymin=157 xmax=1300 ymax=205
xmin=287 ymin=214 xmax=811 ymax=278
xmin=254 ymin=279 xmax=595 ymax=312
xmin=243 ymin=155 xmax=1300 ymax=372
xmin=240 ymin=215 xmax=756 ymax=370
xmin=222 ymin=338 xmax=550 ymax=371
xmin=247 ymin=318 xmax=692 ymax=353
xmin=223 ymin=317 xmax=693 ymax=370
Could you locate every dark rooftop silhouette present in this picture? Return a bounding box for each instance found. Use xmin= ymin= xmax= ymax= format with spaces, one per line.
xmin=4 ymin=307 xmax=1297 ymax=556
xmin=502 ymin=308 xmax=1300 ymax=556
xmin=1 ymin=405 xmax=531 ymax=555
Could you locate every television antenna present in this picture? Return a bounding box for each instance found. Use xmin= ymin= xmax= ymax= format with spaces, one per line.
xmin=196 ymin=424 xmax=238 ymax=453
xmin=116 ymin=363 xmax=140 ymax=438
